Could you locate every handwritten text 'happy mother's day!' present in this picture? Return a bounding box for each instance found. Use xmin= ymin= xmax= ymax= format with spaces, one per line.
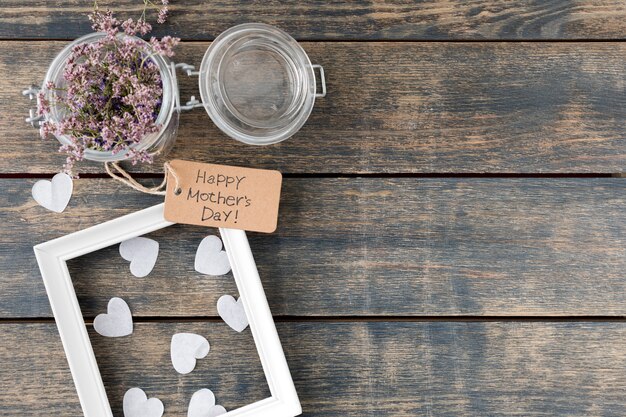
xmin=186 ymin=169 xmax=250 ymax=224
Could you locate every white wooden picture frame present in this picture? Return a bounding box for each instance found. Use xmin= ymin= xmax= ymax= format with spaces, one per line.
xmin=34 ymin=203 xmax=301 ymax=417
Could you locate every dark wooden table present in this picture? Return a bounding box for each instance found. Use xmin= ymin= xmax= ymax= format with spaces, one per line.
xmin=1 ymin=1 xmax=625 ymax=416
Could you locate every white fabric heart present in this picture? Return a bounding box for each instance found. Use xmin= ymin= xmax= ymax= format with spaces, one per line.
xmin=123 ymin=387 xmax=164 ymax=417
xmin=194 ymin=236 xmax=231 ymax=276
xmin=217 ymin=295 xmax=249 ymax=333
xmin=171 ymin=333 xmax=210 ymax=374
xmin=31 ymin=172 xmax=73 ymax=213
xmin=120 ymin=237 xmax=159 ymax=278
xmin=93 ymin=297 xmax=133 ymax=337
xmin=187 ymin=389 xmax=227 ymax=417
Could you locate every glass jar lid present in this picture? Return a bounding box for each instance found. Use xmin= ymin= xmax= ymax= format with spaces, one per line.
xmin=199 ymin=23 xmax=317 ymax=145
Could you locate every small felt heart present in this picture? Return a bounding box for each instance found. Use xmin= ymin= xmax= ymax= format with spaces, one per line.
xmin=93 ymin=297 xmax=133 ymax=337
xmin=194 ymin=235 xmax=231 ymax=276
xmin=171 ymin=333 xmax=210 ymax=374
xmin=123 ymin=387 xmax=164 ymax=417
xmin=32 ymin=172 xmax=73 ymax=213
xmin=187 ymin=389 xmax=227 ymax=417
xmin=217 ymin=295 xmax=248 ymax=333
xmin=120 ymin=237 xmax=159 ymax=278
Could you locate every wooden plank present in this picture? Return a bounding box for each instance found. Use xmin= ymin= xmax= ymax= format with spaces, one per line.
xmin=1 ymin=321 xmax=624 ymax=415
xmin=1 ymin=177 xmax=624 ymax=318
xmin=8 ymin=41 xmax=626 ymax=174
xmin=3 ymin=1 xmax=626 ymax=40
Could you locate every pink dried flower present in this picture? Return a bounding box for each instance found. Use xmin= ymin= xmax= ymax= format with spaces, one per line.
xmin=36 ymin=90 xmax=50 ymax=116
xmin=137 ymin=19 xmax=152 ymax=35
xmin=121 ymin=18 xmax=137 ymax=35
xmin=157 ymin=7 xmax=169 ymax=24
xmin=149 ymin=35 xmax=180 ymax=57
xmin=123 ymin=18 xmax=152 ymax=36
xmin=89 ymin=9 xmax=120 ymax=38
xmin=39 ymin=121 xmax=55 ymax=140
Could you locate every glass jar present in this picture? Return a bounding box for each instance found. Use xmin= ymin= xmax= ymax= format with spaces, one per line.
xmin=25 ymin=32 xmax=179 ymax=163
xmin=199 ymin=23 xmax=326 ymax=145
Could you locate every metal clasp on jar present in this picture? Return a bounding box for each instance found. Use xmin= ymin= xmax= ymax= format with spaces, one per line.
xmin=312 ymin=64 xmax=327 ymax=98
xmin=170 ymin=62 xmax=204 ymax=112
xmin=22 ymin=85 xmax=44 ymax=127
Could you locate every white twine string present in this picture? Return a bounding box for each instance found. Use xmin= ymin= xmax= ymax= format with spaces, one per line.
xmin=104 ymin=161 xmax=180 ymax=196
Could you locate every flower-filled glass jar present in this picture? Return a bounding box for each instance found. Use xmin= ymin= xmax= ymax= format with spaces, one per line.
xmin=28 ymin=32 xmax=179 ymax=166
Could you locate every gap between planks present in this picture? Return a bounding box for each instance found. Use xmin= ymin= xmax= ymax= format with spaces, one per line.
xmin=6 ymin=38 xmax=626 ymax=43
xmin=0 ymin=173 xmax=616 ymax=179
xmin=1 ymin=316 xmax=625 ymax=324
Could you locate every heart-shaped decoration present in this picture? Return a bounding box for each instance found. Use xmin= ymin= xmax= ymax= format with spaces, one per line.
xmin=187 ymin=388 xmax=227 ymax=417
xmin=32 ymin=172 xmax=73 ymax=213
xmin=217 ymin=295 xmax=249 ymax=333
xmin=171 ymin=333 xmax=210 ymax=374
xmin=93 ymin=297 xmax=133 ymax=337
xmin=194 ymin=235 xmax=231 ymax=276
xmin=119 ymin=237 xmax=159 ymax=278
xmin=123 ymin=387 xmax=164 ymax=417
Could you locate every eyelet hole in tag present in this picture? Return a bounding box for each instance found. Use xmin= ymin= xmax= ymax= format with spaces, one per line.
xmin=164 ymin=159 xmax=282 ymax=233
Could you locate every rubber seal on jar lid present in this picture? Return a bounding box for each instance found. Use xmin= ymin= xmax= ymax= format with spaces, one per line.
xmin=198 ymin=23 xmax=317 ymax=145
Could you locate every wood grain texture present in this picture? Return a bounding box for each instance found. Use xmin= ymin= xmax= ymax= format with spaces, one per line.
xmin=8 ymin=41 xmax=626 ymax=174
xmin=1 ymin=321 xmax=624 ymax=416
xmin=2 ymin=1 xmax=626 ymax=40
xmin=1 ymin=177 xmax=624 ymax=318
xmin=3 ymin=2 xmax=625 ymax=414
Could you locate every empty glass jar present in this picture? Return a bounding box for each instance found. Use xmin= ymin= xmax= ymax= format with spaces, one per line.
xmin=199 ymin=23 xmax=326 ymax=145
